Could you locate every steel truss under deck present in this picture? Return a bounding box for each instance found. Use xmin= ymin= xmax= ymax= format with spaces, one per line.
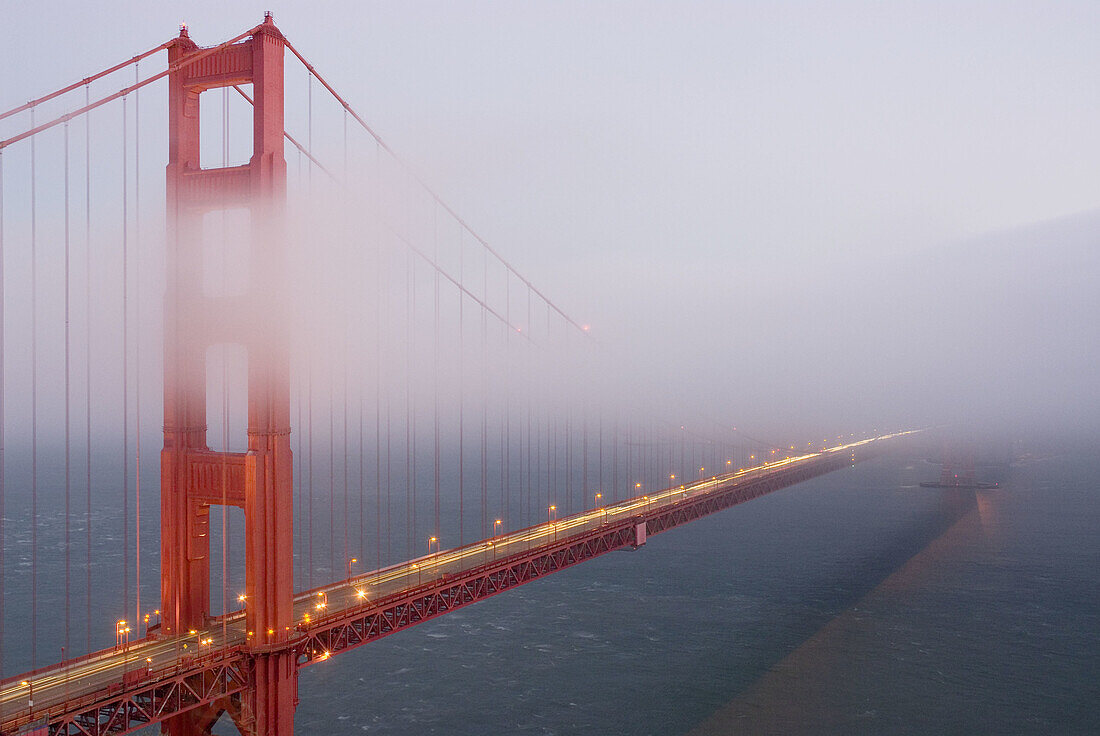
xmin=1 ymin=444 xmax=887 ymax=736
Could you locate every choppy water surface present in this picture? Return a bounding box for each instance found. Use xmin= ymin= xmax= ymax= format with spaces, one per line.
xmin=3 ymin=445 xmax=1097 ymax=734
xmin=285 ymin=448 xmax=1100 ymax=735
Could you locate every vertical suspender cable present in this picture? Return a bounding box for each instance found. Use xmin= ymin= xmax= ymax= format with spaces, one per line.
xmin=30 ymin=106 xmax=39 ymax=669
xmin=307 ymin=70 xmax=315 ymax=589
xmin=306 ymin=68 xmax=315 ymax=586
xmin=526 ymin=286 xmax=532 ymax=528
xmin=598 ymin=412 xmax=603 ymax=504
xmin=348 ymin=122 xmax=356 ymax=572
xmin=502 ymin=273 xmax=509 ymax=526
xmin=405 ymin=249 xmax=412 ymax=561
xmin=433 ymin=207 xmax=440 ymax=548
xmin=343 ymin=350 xmax=351 ymax=579
xmin=583 ymin=411 xmax=588 ymax=509
xmin=295 ymin=353 xmax=303 ymax=584
xmin=64 ymin=121 xmax=72 ymax=653
xmin=359 ymin=343 xmax=366 ymax=570
xmin=221 ymin=307 xmax=229 ymax=625
xmin=330 ymin=365 xmax=335 ymax=578
xmin=134 ymin=63 xmax=142 ymax=631
xmin=295 ymin=361 xmax=303 ymax=584
xmin=0 ymin=149 xmax=6 ymax=674
xmin=612 ymin=415 xmax=619 ymax=504
xmin=411 ymin=253 xmax=417 ymax=556
xmin=458 ymin=234 xmax=464 ymax=547
xmin=385 ymin=394 xmax=391 ymax=564
xmin=375 ymin=142 xmax=382 ymax=570
xmin=481 ymin=256 xmax=487 ymax=540
xmin=308 ymin=358 xmax=314 ymax=591
xmin=121 ymin=95 xmax=130 ymax=630
xmin=353 ymin=336 xmax=361 ymax=571
xmin=293 ymin=148 xmax=301 ymax=583
xmin=220 ymin=85 xmax=229 ymax=639
xmin=627 ymin=421 xmax=632 ymax=496
xmin=84 ymin=83 xmax=92 ymax=654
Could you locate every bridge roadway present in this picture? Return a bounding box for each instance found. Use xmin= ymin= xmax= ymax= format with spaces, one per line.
xmin=0 ymin=431 xmax=913 ymax=733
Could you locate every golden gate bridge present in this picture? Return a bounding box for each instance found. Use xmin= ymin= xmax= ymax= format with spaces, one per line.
xmin=0 ymin=15 xmax=914 ymax=735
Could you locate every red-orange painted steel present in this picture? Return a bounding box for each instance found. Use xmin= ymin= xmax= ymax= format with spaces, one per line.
xmin=161 ymin=14 xmax=294 ymax=736
xmin=0 ymin=444 xmax=893 ymax=736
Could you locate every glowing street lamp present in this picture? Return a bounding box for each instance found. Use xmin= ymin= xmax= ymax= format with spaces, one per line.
xmin=315 ymin=591 xmax=328 ymax=612
xmin=673 ymin=474 xmax=686 ymax=501
xmin=548 ymin=505 xmax=557 ymax=541
xmin=493 ymin=519 xmax=503 ymax=537
xmin=427 ymin=537 xmax=439 ymax=555
xmin=347 ymin=557 xmax=358 ymax=577
xmin=185 ymin=629 xmax=203 ymax=659
xmin=20 ymin=680 xmax=33 ymax=715
xmin=115 ymin=620 xmax=131 ymax=650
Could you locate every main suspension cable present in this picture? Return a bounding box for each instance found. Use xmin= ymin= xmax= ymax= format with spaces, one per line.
xmin=0 ymin=41 xmax=172 ymax=123
xmin=280 ymin=37 xmax=590 ymax=338
xmin=0 ymin=26 xmax=261 ymax=151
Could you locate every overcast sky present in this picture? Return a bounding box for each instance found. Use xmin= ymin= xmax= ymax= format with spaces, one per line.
xmin=2 ymin=1 xmax=1098 ymax=437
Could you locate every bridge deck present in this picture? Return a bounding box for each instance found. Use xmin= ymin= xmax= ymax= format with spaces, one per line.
xmin=0 ymin=433 xmax=911 ymax=735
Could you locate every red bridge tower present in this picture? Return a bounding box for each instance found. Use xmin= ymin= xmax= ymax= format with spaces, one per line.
xmin=161 ymin=13 xmax=295 ymax=735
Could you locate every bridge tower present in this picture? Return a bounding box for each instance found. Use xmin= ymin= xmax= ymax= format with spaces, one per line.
xmin=161 ymin=13 xmax=296 ymax=735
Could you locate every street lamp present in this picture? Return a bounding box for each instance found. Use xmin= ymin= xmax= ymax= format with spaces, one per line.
xmin=548 ymin=505 xmax=557 ymax=541
xmin=315 ymin=591 xmax=328 ymax=612
xmin=493 ymin=519 xmax=503 ymax=537
xmin=20 ymin=680 xmax=33 ymax=716
xmin=347 ymin=557 xmax=358 ymax=578
xmin=427 ymin=537 xmax=439 ymax=555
